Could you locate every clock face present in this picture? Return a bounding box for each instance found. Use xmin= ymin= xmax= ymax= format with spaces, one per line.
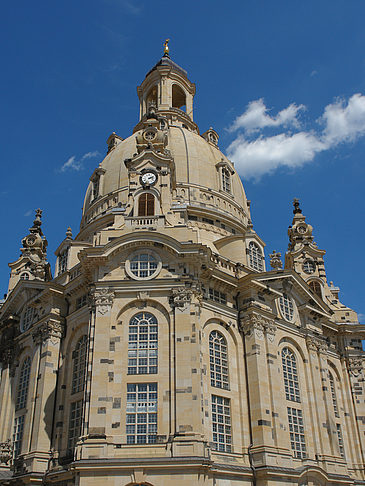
xmin=141 ymin=172 xmax=157 ymax=186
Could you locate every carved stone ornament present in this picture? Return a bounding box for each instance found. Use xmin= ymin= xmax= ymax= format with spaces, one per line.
xmin=170 ymin=286 xmax=194 ymax=309
xmin=348 ymin=358 xmax=364 ymax=377
xmin=32 ymin=320 xmax=64 ymax=344
xmin=306 ymin=335 xmax=328 ymax=355
xmin=170 ymin=284 xmax=202 ymax=309
xmin=240 ymin=314 xmax=276 ymax=341
xmin=269 ymin=250 xmax=283 ymax=270
xmin=0 ymin=439 xmax=13 ymax=464
xmin=0 ymin=343 xmax=21 ymax=374
xmin=90 ymin=288 xmax=115 ymax=315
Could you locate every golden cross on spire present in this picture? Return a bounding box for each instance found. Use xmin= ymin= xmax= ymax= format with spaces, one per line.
xmin=163 ymin=38 xmax=170 ymax=55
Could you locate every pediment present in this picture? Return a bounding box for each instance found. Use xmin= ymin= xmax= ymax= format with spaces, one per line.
xmin=252 ymin=271 xmax=332 ymax=318
xmin=0 ymin=281 xmax=63 ymax=322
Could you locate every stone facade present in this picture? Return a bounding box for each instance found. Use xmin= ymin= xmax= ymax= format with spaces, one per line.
xmin=0 ymin=50 xmax=364 ymax=486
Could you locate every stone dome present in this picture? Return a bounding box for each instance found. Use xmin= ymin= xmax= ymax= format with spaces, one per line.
xmin=77 ymin=54 xmax=258 ymax=266
xmin=81 ymin=126 xmax=249 ymax=222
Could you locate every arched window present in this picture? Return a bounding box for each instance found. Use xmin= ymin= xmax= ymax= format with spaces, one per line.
xmin=282 ymin=348 xmax=300 ymax=402
xmin=309 ymin=280 xmax=322 ymax=298
xmin=172 ymin=84 xmax=186 ymax=110
xmin=72 ymin=336 xmax=88 ymax=394
xmin=16 ymin=357 xmax=31 ymax=410
xmin=221 ymin=168 xmax=231 ymax=193
xmin=282 ymin=347 xmax=306 ymax=459
xmin=128 ymin=312 xmax=158 ymax=374
xmin=248 ymin=241 xmax=264 ymax=271
xmin=209 ymin=331 xmax=229 ymax=389
xmin=20 ymin=272 xmax=29 ymax=280
xmin=138 ymin=193 xmax=155 ymax=217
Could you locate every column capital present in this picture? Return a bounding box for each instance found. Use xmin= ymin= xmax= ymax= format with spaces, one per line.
xmin=32 ymin=319 xmax=64 ymax=344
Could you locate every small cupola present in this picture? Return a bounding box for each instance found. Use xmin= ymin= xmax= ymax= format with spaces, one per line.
xmin=135 ymin=40 xmax=197 ymax=131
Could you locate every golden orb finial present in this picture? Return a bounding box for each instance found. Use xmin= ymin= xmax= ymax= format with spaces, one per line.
xmin=163 ymin=38 xmax=170 ymax=55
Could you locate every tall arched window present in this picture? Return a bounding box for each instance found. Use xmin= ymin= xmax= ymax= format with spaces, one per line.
xmin=138 ymin=193 xmax=155 ymax=216
xmin=248 ymin=241 xmax=264 ymax=271
xmin=209 ymin=331 xmax=229 ymax=389
xmin=16 ymin=357 xmax=31 ymax=410
xmin=309 ymin=280 xmax=322 ymax=298
xmin=128 ymin=312 xmax=158 ymax=374
xmin=282 ymin=347 xmax=306 ymax=459
xmin=72 ymin=336 xmax=88 ymax=394
xmin=282 ymin=348 xmax=300 ymax=402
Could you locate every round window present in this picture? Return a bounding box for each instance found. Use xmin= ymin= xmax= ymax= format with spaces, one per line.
xmin=125 ymin=250 xmax=161 ymax=280
xmin=279 ymin=294 xmax=294 ymax=322
xmin=302 ymin=260 xmax=315 ymax=274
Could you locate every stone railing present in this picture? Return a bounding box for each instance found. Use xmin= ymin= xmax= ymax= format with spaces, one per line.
xmin=125 ymin=215 xmax=165 ymax=228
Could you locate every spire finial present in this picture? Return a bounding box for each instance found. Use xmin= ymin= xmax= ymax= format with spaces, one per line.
xmin=163 ymin=38 xmax=170 ymax=57
xmin=29 ymin=208 xmax=43 ymax=235
xmin=65 ymin=227 xmax=73 ymax=240
xmin=293 ymin=198 xmax=302 ymax=215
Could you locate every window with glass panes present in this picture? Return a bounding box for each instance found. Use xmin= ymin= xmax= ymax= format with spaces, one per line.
xmin=13 ymin=415 xmax=25 ymax=457
xmin=126 ymin=383 xmax=157 ymax=444
xmin=128 ymin=312 xmax=158 ymax=374
xmin=58 ymin=249 xmax=68 ymax=274
xmin=209 ymin=331 xmax=229 ymax=389
xmin=281 ymin=348 xmax=300 ymax=402
xmin=248 ymin=241 xmax=263 ymax=271
xmin=68 ymin=400 xmax=83 ymax=451
xmin=130 ymin=253 xmax=158 ymax=278
xmin=211 ymin=395 xmax=232 ymax=452
xmin=16 ymin=357 xmax=31 ymax=410
xmin=287 ymin=407 xmax=306 ymax=459
xmin=22 ymin=307 xmax=35 ymax=332
xmin=336 ymin=424 xmax=345 ymax=458
xmin=72 ymin=336 xmax=88 ymax=394
xmin=279 ymin=294 xmax=294 ymax=321
xmin=221 ymin=168 xmax=231 ymax=193
xmin=208 ymin=288 xmax=227 ymax=305
xmin=329 ymin=372 xmax=339 ymax=418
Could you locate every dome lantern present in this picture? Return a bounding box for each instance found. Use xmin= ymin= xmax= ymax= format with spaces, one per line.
xmin=136 ymin=44 xmax=196 ymax=131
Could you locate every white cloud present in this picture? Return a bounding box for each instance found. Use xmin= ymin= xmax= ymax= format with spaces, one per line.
xmin=227 ymin=94 xmax=365 ymax=179
xmin=321 ymin=93 xmax=365 ymax=146
xmin=228 ymin=132 xmax=324 ymax=179
xmin=24 ymin=210 xmax=32 ymax=217
xmin=229 ymin=98 xmax=305 ymax=133
xmin=59 ymin=151 xmax=100 ymax=172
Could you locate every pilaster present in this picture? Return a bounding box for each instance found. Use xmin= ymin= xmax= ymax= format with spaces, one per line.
xmin=239 ymin=312 xmax=276 ymax=456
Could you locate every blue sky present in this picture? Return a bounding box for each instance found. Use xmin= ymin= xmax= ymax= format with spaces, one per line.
xmin=0 ymin=1 xmax=364 ymax=322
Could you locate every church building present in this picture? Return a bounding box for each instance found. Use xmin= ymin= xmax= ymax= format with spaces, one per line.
xmin=0 ymin=44 xmax=364 ymax=486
